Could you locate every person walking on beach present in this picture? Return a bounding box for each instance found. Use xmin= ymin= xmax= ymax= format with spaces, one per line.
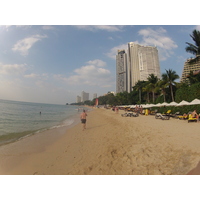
xmin=80 ymin=109 xmax=87 ymax=131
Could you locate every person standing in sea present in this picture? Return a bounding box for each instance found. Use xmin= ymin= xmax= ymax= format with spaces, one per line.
xmin=80 ymin=109 xmax=87 ymax=131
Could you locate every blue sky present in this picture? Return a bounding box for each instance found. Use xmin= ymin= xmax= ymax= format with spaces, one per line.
xmin=0 ymin=25 xmax=199 ymax=104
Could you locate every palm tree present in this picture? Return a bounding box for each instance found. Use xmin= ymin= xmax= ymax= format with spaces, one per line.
xmin=162 ymin=69 xmax=179 ymax=102
xmin=185 ymin=29 xmax=200 ymax=64
xmin=143 ymin=83 xmax=151 ymax=103
xmin=147 ymin=74 xmax=159 ymax=103
xmin=133 ymin=80 xmax=146 ymax=103
xmin=157 ymin=79 xmax=167 ymax=102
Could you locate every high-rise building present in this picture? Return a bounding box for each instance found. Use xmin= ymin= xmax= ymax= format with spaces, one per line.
xmin=116 ymin=50 xmax=127 ymax=93
xmin=181 ymin=57 xmax=200 ymax=83
xmin=127 ymin=42 xmax=140 ymax=92
xmin=81 ymin=91 xmax=89 ymax=102
xmin=76 ymin=95 xmax=81 ymax=103
xmin=127 ymin=42 xmax=160 ymax=92
xmin=138 ymin=45 xmax=160 ymax=82
xmin=116 ymin=42 xmax=160 ymax=94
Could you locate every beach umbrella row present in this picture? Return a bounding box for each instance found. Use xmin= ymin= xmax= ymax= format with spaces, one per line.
xmin=176 ymin=100 xmax=190 ymax=107
xmin=119 ymin=98 xmax=200 ymax=108
xmin=189 ymin=98 xmax=200 ymax=105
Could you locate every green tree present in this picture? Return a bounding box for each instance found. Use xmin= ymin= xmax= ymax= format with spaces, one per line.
xmin=157 ymin=79 xmax=167 ymax=102
xmin=162 ymin=69 xmax=179 ymax=102
xmin=187 ymin=70 xmax=200 ymax=84
xmin=147 ymin=74 xmax=159 ymax=103
xmin=133 ymin=80 xmax=146 ymax=104
xmin=185 ymin=29 xmax=200 ymax=64
xmin=142 ymin=82 xmax=151 ymax=103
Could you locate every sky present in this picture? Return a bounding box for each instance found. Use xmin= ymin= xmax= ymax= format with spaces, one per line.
xmin=0 ymin=25 xmax=199 ymax=104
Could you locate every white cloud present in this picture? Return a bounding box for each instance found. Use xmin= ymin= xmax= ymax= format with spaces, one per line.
xmin=108 ymin=36 xmax=114 ymax=40
xmin=12 ymin=34 xmax=47 ymax=56
xmin=74 ymin=25 xmax=124 ymax=32
xmin=86 ymin=59 xmax=106 ymax=67
xmin=107 ymin=27 xmax=178 ymax=61
xmin=0 ymin=63 xmax=27 ymax=75
xmin=138 ymin=27 xmax=178 ymax=61
xmin=24 ymin=73 xmax=48 ymax=80
xmin=55 ymin=59 xmax=113 ymax=87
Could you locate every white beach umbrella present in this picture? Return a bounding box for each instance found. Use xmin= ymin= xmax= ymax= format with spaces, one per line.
xmin=142 ymin=104 xmax=148 ymax=108
xmin=189 ymin=98 xmax=200 ymax=105
xmin=130 ymin=105 xmax=136 ymax=108
xmin=176 ymin=100 xmax=190 ymax=106
xmin=154 ymin=103 xmax=161 ymax=107
xmin=166 ymin=101 xmax=178 ymax=106
xmin=146 ymin=104 xmax=152 ymax=108
xmin=160 ymin=102 xmax=169 ymax=107
xmin=142 ymin=104 xmax=149 ymax=108
xmin=145 ymin=104 xmax=156 ymax=108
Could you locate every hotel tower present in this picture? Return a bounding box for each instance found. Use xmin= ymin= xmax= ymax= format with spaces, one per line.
xmin=116 ymin=42 xmax=161 ymax=93
xmin=116 ymin=50 xmax=127 ymax=93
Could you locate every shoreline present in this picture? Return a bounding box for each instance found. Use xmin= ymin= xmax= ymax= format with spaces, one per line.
xmin=0 ymin=109 xmax=83 ymax=174
xmin=0 ymin=108 xmax=200 ymax=175
xmin=0 ymin=106 xmax=85 ymax=147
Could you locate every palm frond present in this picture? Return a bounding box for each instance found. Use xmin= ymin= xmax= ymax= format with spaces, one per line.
xmin=185 ymin=42 xmax=198 ymax=55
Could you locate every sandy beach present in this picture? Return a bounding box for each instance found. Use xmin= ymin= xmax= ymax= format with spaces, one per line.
xmin=0 ymin=108 xmax=200 ymax=175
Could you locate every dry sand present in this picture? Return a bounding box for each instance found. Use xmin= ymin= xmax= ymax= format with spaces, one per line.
xmin=0 ymin=108 xmax=200 ymax=175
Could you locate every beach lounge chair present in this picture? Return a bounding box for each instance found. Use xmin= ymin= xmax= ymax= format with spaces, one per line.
xmin=163 ymin=110 xmax=171 ymax=116
xmin=178 ymin=111 xmax=192 ymax=120
xmin=155 ymin=113 xmax=170 ymax=120
xmin=150 ymin=109 xmax=158 ymax=115
xmin=188 ymin=114 xmax=197 ymax=123
xmin=121 ymin=112 xmax=139 ymax=117
xmin=178 ymin=114 xmax=188 ymax=120
xmin=171 ymin=112 xmax=181 ymax=118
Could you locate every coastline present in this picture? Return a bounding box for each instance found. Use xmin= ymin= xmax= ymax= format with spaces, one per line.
xmin=0 ymin=110 xmax=82 ymax=174
xmin=0 ymin=108 xmax=200 ymax=175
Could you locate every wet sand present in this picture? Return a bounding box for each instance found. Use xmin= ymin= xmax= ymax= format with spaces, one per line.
xmin=0 ymin=108 xmax=200 ymax=175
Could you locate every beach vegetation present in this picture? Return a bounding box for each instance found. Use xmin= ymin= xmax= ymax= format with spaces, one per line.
xmin=186 ymin=70 xmax=200 ymax=84
xmin=133 ymin=80 xmax=146 ymax=103
xmin=157 ymin=79 xmax=168 ymax=102
xmin=161 ymin=69 xmax=179 ymax=102
xmin=146 ymin=74 xmax=159 ymax=103
xmin=175 ymin=82 xmax=200 ymax=102
xmin=185 ymin=29 xmax=200 ymax=64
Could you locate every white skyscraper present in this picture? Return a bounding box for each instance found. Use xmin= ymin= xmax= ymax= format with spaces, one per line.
xmin=81 ymin=91 xmax=89 ymax=102
xmin=127 ymin=42 xmax=141 ymax=92
xmin=116 ymin=50 xmax=127 ymax=93
xmin=127 ymin=42 xmax=161 ymax=92
xmin=76 ymin=95 xmax=81 ymax=103
xmin=116 ymin=42 xmax=161 ymax=93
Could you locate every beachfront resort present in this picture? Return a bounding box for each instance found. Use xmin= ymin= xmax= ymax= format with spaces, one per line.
xmin=1 ymin=28 xmax=200 ymax=176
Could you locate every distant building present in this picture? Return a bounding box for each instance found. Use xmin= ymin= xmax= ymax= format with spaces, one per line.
xmin=81 ymin=91 xmax=89 ymax=102
xmin=104 ymin=91 xmax=115 ymax=96
xmin=76 ymin=96 xmax=81 ymax=103
xmin=93 ymin=93 xmax=97 ymax=99
xmin=181 ymin=57 xmax=200 ymax=83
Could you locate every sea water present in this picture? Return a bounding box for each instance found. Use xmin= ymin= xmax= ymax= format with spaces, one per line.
xmin=0 ymin=99 xmax=85 ymax=146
